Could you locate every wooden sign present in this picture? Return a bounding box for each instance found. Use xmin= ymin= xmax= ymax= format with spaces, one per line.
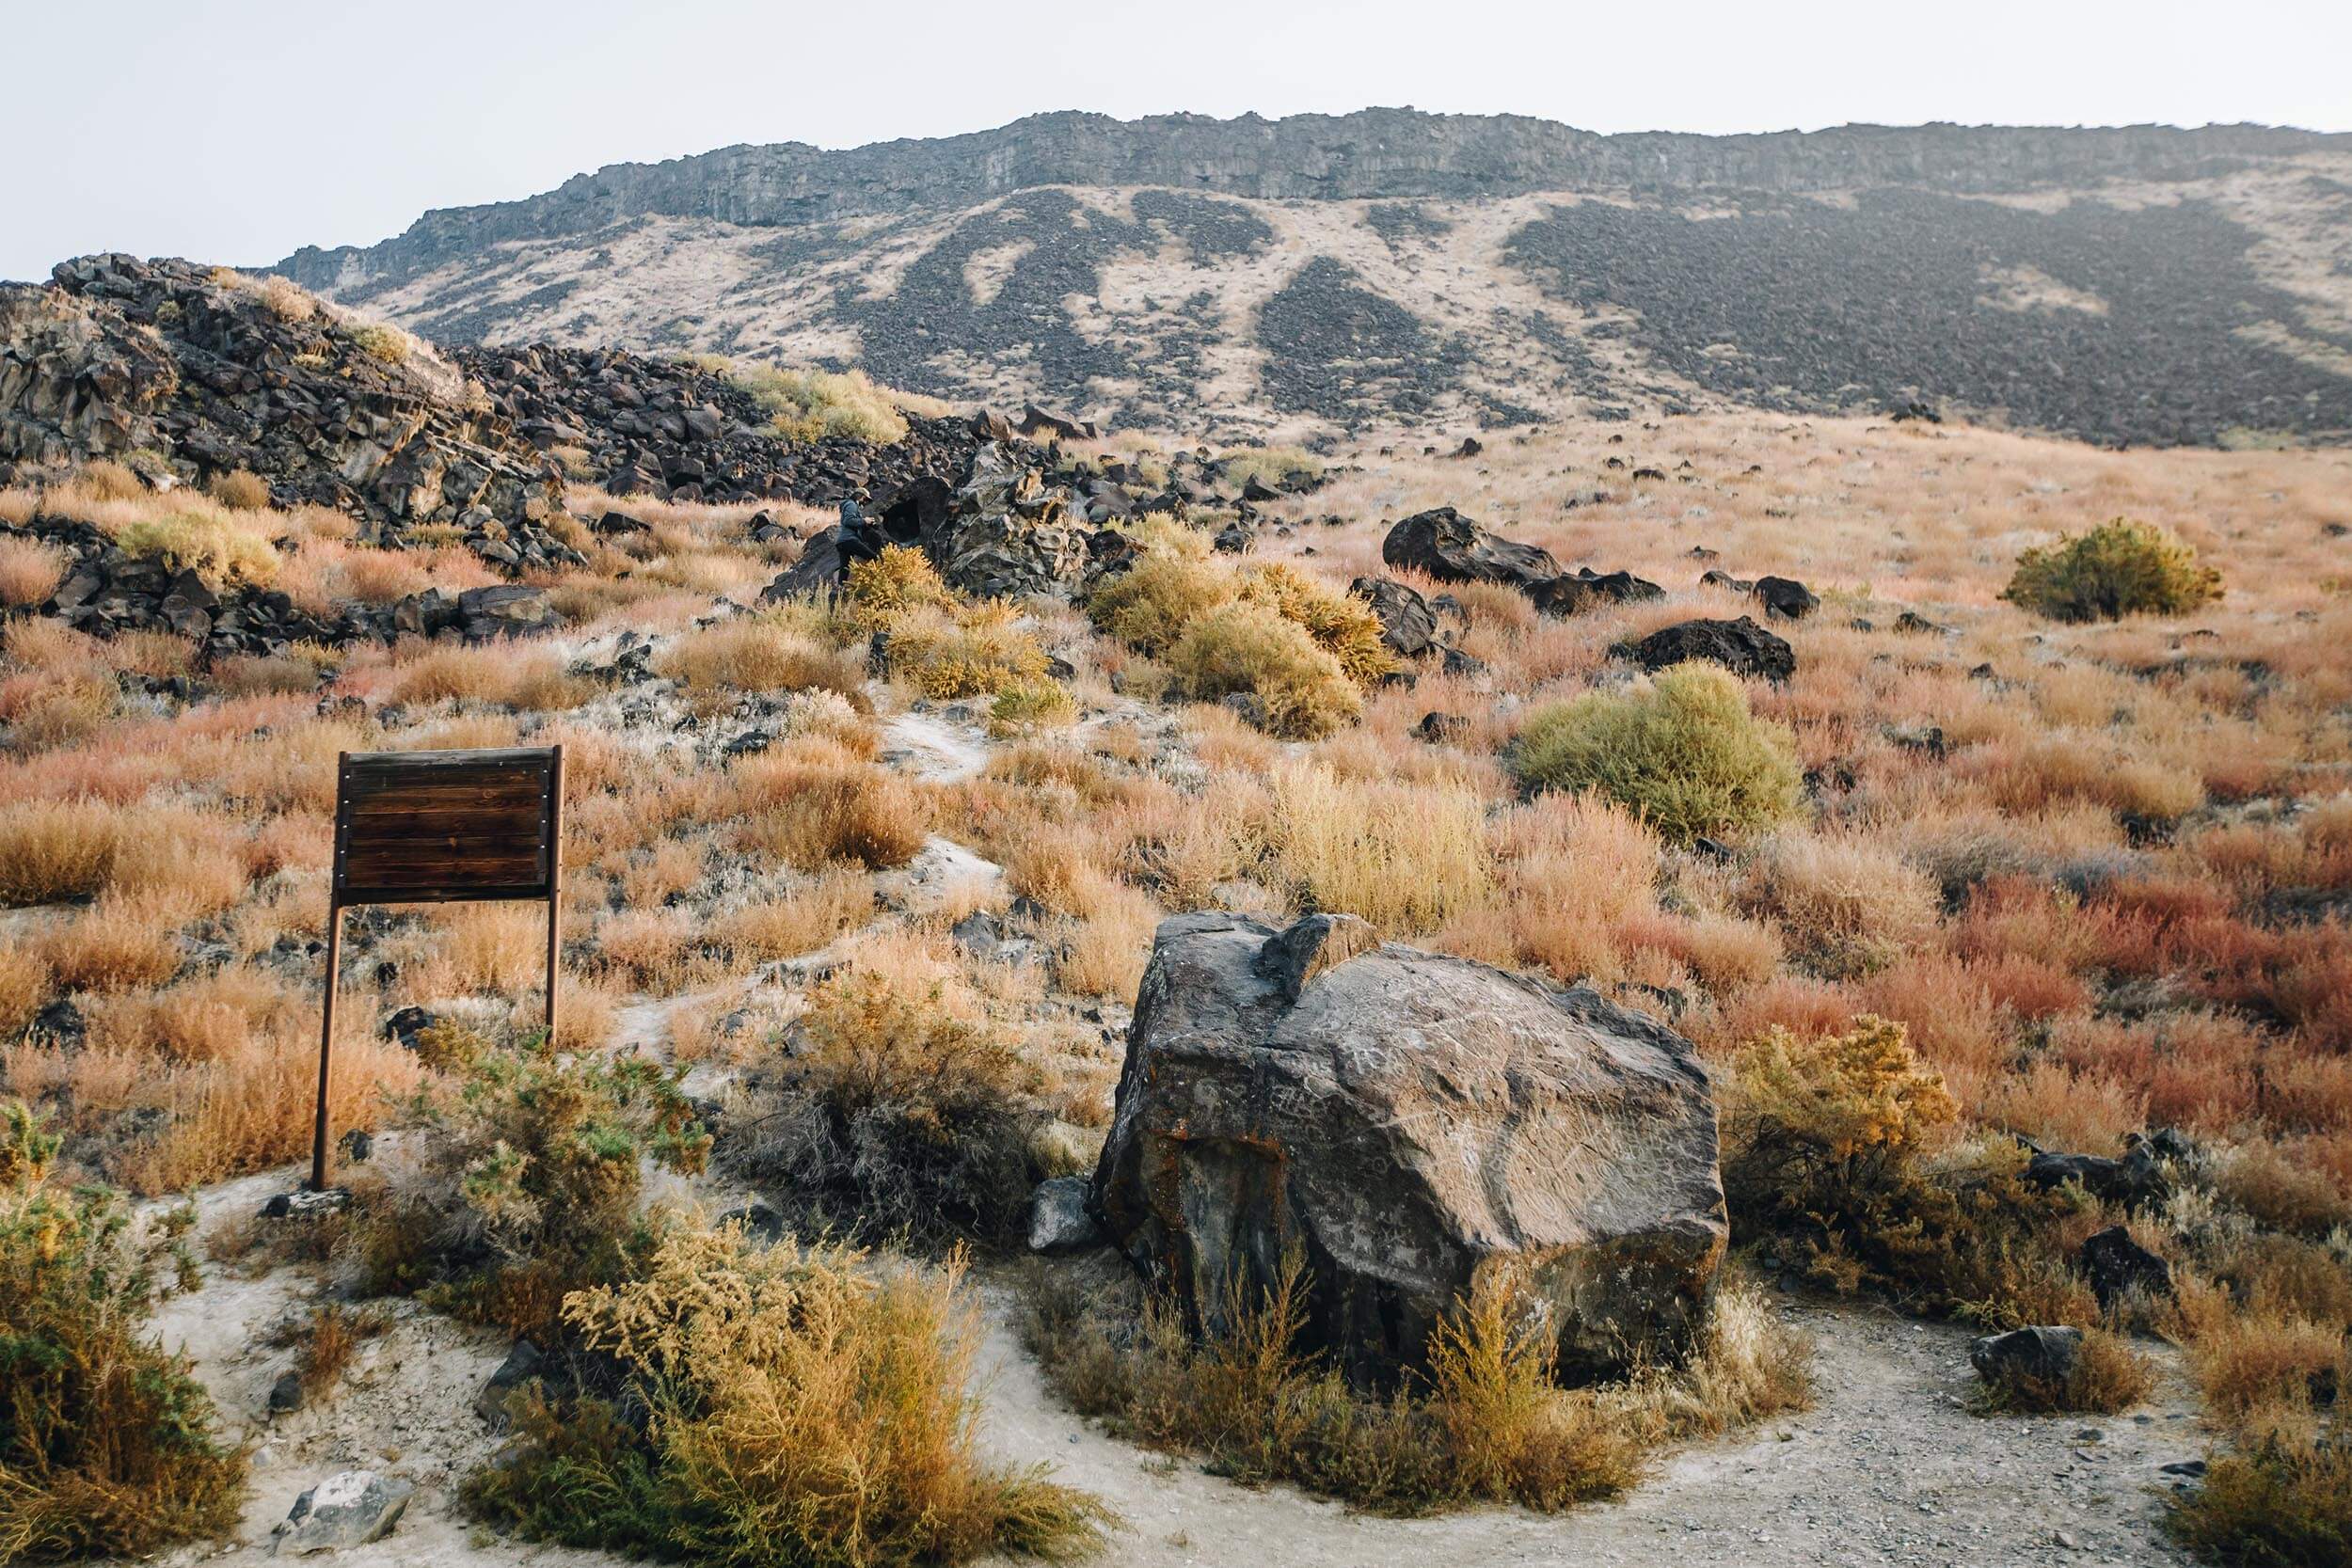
xmin=310 ymin=746 xmax=564 ymax=1190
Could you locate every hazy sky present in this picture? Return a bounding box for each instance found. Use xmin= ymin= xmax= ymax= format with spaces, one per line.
xmin=7 ymin=0 xmax=2347 ymax=281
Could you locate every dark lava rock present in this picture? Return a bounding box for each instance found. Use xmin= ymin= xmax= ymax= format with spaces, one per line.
xmin=1349 ymin=576 xmax=1438 ymax=657
xmin=1614 ymin=615 xmax=1795 ymax=681
xmin=380 ymin=1006 xmax=438 ymax=1050
xmin=2026 ymin=1144 xmax=2172 ymax=1211
xmin=2079 ymin=1224 xmax=2172 ymax=1308
xmin=1381 ymin=506 xmax=1560 ymax=590
xmin=1527 ymin=567 xmax=1664 ymax=617
xmin=718 ymin=1203 xmax=788 ymax=1247
xmin=1754 ymin=575 xmax=1820 ymax=620
xmin=1415 ymin=710 xmax=1469 ymax=744
xmin=1092 ymin=911 xmax=1725 ymax=1386
xmin=1971 ymin=1325 xmax=2083 ymax=1388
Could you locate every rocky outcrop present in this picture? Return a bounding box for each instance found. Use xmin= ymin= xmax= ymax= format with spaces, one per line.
xmin=1091 ymin=911 xmax=1728 ymax=1386
xmin=7 ymin=512 xmax=560 ymax=657
xmin=0 ymin=256 xmax=577 ymax=570
xmin=452 ymin=341 xmax=1005 ymax=512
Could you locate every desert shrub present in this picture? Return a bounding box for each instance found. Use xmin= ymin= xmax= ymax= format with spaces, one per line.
xmin=730 ymin=965 xmax=1045 ymax=1247
xmin=1216 ymin=446 xmax=1323 ymax=492
xmin=205 ymin=469 xmax=272 ymax=511
xmin=0 ymin=1102 xmax=246 ymax=1561
xmin=723 ymin=362 xmax=910 ymax=445
xmin=2167 ymin=1440 xmax=2352 ymax=1568
xmin=109 ymin=504 xmax=279 ymax=587
xmin=987 ymin=677 xmax=1077 ymax=736
xmin=358 ymin=1042 xmax=709 ymax=1342
xmin=1972 ymin=1326 xmax=2154 ymax=1414
xmin=346 ymin=322 xmax=412 ymax=364
xmin=0 ymin=536 xmax=68 ymax=609
xmin=1022 ymin=1251 xmax=1807 ymax=1516
xmin=1514 ymin=665 xmax=1803 ymax=846
xmin=1237 ymin=562 xmax=1399 ymax=686
xmin=1718 ymin=1016 xmax=2082 ymax=1316
xmin=881 ymin=601 xmax=1051 ymax=700
xmin=1167 ymin=600 xmax=1361 ymax=739
xmin=465 ymin=1226 xmax=1106 ymax=1567
xmin=0 ymin=946 xmax=49 ymax=1039
xmin=1083 ymin=527 xmax=1234 ymax=655
xmin=2001 ymin=518 xmax=2223 ymax=622
xmin=840 ymin=544 xmax=954 ymax=635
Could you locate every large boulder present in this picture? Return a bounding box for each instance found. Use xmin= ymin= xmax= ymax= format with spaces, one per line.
xmin=1380 ymin=507 xmax=1561 ymax=591
xmin=1091 ymin=912 xmax=1727 ymax=1386
xmin=1614 ymin=615 xmax=1796 ymax=681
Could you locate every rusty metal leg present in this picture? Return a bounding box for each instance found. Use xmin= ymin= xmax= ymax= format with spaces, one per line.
xmin=310 ymin=902 xmax=342 ymax=1192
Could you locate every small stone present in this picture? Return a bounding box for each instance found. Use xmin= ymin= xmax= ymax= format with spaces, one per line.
xmin=272 ymin=1470 xmax=414 ymax=1555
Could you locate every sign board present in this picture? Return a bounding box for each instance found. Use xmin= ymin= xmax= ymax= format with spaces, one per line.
xmin=310 ymin=746 xmax=564 ymax=1190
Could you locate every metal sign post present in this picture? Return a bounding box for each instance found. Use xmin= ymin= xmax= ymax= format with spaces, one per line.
xmin=311 ymin=745 xmax=564 ymax=1190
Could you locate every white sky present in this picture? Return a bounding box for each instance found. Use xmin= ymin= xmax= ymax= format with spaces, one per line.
xmin=6 ymin=0 xmax=2348 ymax=282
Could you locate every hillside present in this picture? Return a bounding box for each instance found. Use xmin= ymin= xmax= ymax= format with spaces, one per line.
xmin=273 ymin=109 xmax=2352 ymax=447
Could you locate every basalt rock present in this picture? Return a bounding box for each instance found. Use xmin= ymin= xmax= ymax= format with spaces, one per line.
xmin=1754 ymin=575 xmax=1820 ymax=620
xmin=1348 ymin=576 xmax=1438 ymax=657
xmin=1614 ymin=615 xmax=1796 ymax=681
xmin=1381 ymin=506 xmax=1561 ymax=591
xmin=1526 ymin=567 xmax=1665 ymax=617
xmin=1091 ymin=911 xmax=1727 ymax=1386
xmin=0 ymin=255 xmax=578 ymax=573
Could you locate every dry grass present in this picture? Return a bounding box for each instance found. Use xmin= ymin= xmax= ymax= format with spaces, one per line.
xmin=1023 ymin=1251 xmax=1807 ymax=1516
xmin=0 ymin=535 xmax=68 ymax=608
xmin=468 ymin=1226 xmax=1107 ymax=1565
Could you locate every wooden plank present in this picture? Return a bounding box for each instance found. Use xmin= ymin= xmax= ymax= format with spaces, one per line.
xmin=342 ymin=778 xmax=548 ymax=812
xmin=342 ymin=811 xmax=547 ymax=846
xmin=343 ymin=860 xmax=543 ymax=883
xmin=338 ymin=883 xmax=552 ymax=907
xmin=342 ymin=747 xmax=556 ymax=768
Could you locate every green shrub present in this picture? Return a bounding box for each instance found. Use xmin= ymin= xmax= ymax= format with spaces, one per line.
xmin=2001 ymin=518 xmax=2223 ymax=622
xmin=2167 ymin=1439 xmax=2352 ymax=1567
xmin=722 ymin=362 xmax=909 ymax=445
xmin=110 ymin=505 xmax=279 ymax=587
xmin=0 ymin=1101 xmax=246 ymax=1562
xmin=988 ymin=677 xmax=1077 ymax=736
xmin=468 ymin=1226 xmax=1109 ymax=1567
xmin=358 ymin=1043 xmax=709 ymax=1342
xmin=881 ymin=602 xmax=1052 ymax=701
xmin=840 ymin=545 xmax=955 ymax=635
xmin=1513 ymin=665 xmax=1803 ymax=845
xmin=347 ymin=322 xmax=413 ymax=364
xmin=1168 ymin=600 xmax=1362 ymax=739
